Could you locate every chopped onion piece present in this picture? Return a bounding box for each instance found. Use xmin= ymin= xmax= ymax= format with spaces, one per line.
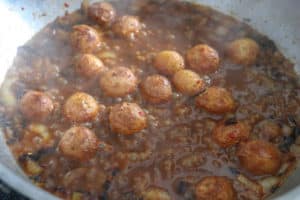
xmin=28 ymin=123 xmax=50 ymax=141
xmin=0 ymin=78 xmax=16 ymax=107
xmin=237 ymin=174 xmax=263 ymax=195
xmin=72 ymin=192 xmax=84 ymax=200
xmin=258 ymin=177 xmax=280 ymax=194
xmin=278 ymin=162 xmax=291 ymax=175
xmin=25 ymin=159 xmax=42 ymax=175
xmin=97 ymin=51 xmax=117 ymax=60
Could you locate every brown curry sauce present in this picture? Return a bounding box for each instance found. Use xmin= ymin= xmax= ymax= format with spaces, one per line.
xmin=0 ymin=0 xmax=299 ymax=199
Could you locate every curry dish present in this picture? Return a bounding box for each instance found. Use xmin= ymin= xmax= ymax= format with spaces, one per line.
xmin=0 ymin=0 xmax=299 ymax=199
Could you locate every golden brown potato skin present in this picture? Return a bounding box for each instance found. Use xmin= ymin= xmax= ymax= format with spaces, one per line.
xmin=143 ymin=187 xmax=171 ymax=200
xmin=195 ymin=176 xmax=236 ymax=200
xmin=63 ymin=92 xmax=100 ymax=123
xmin=141 ymin=75 xmax=172 ymax=104
xmin=88 ymin=2 xmax=116 ymax=25
xmin=99 ymin=66 xmax=137 ymax=97
xmin=153 ymin=51 xmax=185 ymax=76
xmin=109 ymin=102 xmax=147 ymax=135
xmin=226 ymin=38 xmax=260 ymax=66
xmin=20 ymin=91 xmax=54 ymax=121
xmin=74 ymin=54 xmax=106 ymax=78
xmin=70 ymin=25 xmax=101 ymax=53
xmin=113 ymin=15 xmax=142 ymax=38
xmin=195 ymin=87 xmax=235 ymax=114
xmin=186 ymin=44 xmax=220 ymax=74
xmin=173 ymin=69 xmax=205 ymax=96
xmin=237 ymin=140 xmax=282 ymax=175
xmin=212 ymin=121 xmax=250 ymax=148
xmin=59 ymin=126 xmax=99 ymax=161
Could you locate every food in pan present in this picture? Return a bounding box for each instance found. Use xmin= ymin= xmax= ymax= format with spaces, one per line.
xmin=0 ymin=0 xmax=299 ymax=199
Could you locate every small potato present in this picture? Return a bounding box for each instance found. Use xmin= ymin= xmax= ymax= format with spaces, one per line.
xmin=70 ymin=25 xmax=101 ymax=53
xmin=63 ymin=92 xmax=100 ymax=123
xmin=20 ymin=91 xmax=54 ymax=122
xmin=195 ymin=176 xmax=236 ymax=200
xmin=186 ymin=44 xmax=220 ymax=74
xmin=113 ymin=15 xmax=142 ymax=38
xmin=99 ymin=66 xmax=137 ymax=97
xmin=212 ymin=121 xmax=250 ymax=148
xmin=141 ymin=75 xmax=172 ymax=104
xmin=173 ymin=69 xmax=205 ymax=96
xmin=74 ymin=54 xmax=106 ymax=78
xmin=226 ymin=38 xmax=260 ymax=66
xmin=88 ymin=2 xmax=116 ymax=25
xmin=143 ymin=187 xmax=171 ymax=200
xmin=237 ymin=140 xmax=281 ymax=175
xmin=196 ymin=87 xmax=235 ymax=114
xmin=109 ymin=102 xmax=147 ymax=135
xmin=153 ymin=51 xmax=185 ymax=76
xmin=59 ymin=126 xmax=99 ymax=161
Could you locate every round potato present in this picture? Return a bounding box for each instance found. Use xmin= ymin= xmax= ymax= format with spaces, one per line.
xmin=195 ymin=87 xmax=235 ymax=114
xmin=74 ymin=54 xmax=106 ymax=78
xmin=195 ymin=176 xmax=236 ymax=200
xmin=59 ymin=126 xmax=99 ymax=161
xmin=237 ymin=140 xmax=281 ymax=175
xmin=63 ymin=92 xmax=100 ymax=123
xmin=226 ymin=38 xmax=260 ymax=66
xmin=141 ymin=75 xmax=172 ymax=104
xmin=70 ymin=25 xmax=101 ymax=53
xmin=88 ymin=2 xmax=116 ymax=25
xmin=143 ymin=187 xmax=171 ymax=200
xmin=109 ymin=102 xmax=147 ymax=135
xmin=212 ymin=121 xmax=250 ymax=148
xmin=173 ymin=69 xmax=205 ymax=96
xmin=20 ymin=91 xmax=54 ymax=122
xmin=113 ymin=15 xmax=142 ymax=38
xmin=153 ymin=51 xmax=185 ymax=76
xmin=99 ymin=67 xmax=137 ymax=98
xmin=186 ymin=44 xmax=220 ymax=74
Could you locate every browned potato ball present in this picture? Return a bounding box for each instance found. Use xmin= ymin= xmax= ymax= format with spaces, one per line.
xmin=74 ymin=54 xmax=107 ymax=78
xmin=59 ymin=126 xmax=99 ymax=161
xmin=196 ymin=87 xmax=235 ymax=114
xmin=141 ymin=75 xmax=172 ymax=104
xmin=143 ymin=187 xmax=171 ymax=200
xmin=20 ymin=91 xmax=54 ymax=121
xmin=113 ymin=15 xmax=142 ymax=38
xmin=70 ymin=25 xmax=101 ymax=53
xmin=153 ymin=51 xmax=185 ymax=76
xmin=195 ymin=176 xmax=236 ymax=200
xmin=226 ymin=38 xmax=260 ymax=66
xmin=63 ymin=92 xmax=100 ymax=123
xmin=212 ymin=121 xmax=250 ymax=148
xmin=186 ymin=44 xmax=220 ymax=74
xmin=99 ymin=66 xmax=137 ymax=97
xmin=88 ymin=2 xmax=116 ymax=25
xmin=173 ymin=69 xmax=205 ymax=96
xmin=109 ymin=102 xmax=147 ymax=135
xmin=237 ymin=140 xmax=282 ymax=175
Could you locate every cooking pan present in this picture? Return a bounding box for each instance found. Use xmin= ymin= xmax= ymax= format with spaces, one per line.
xmin=0 ymin=0 xmax=299 ymax=199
